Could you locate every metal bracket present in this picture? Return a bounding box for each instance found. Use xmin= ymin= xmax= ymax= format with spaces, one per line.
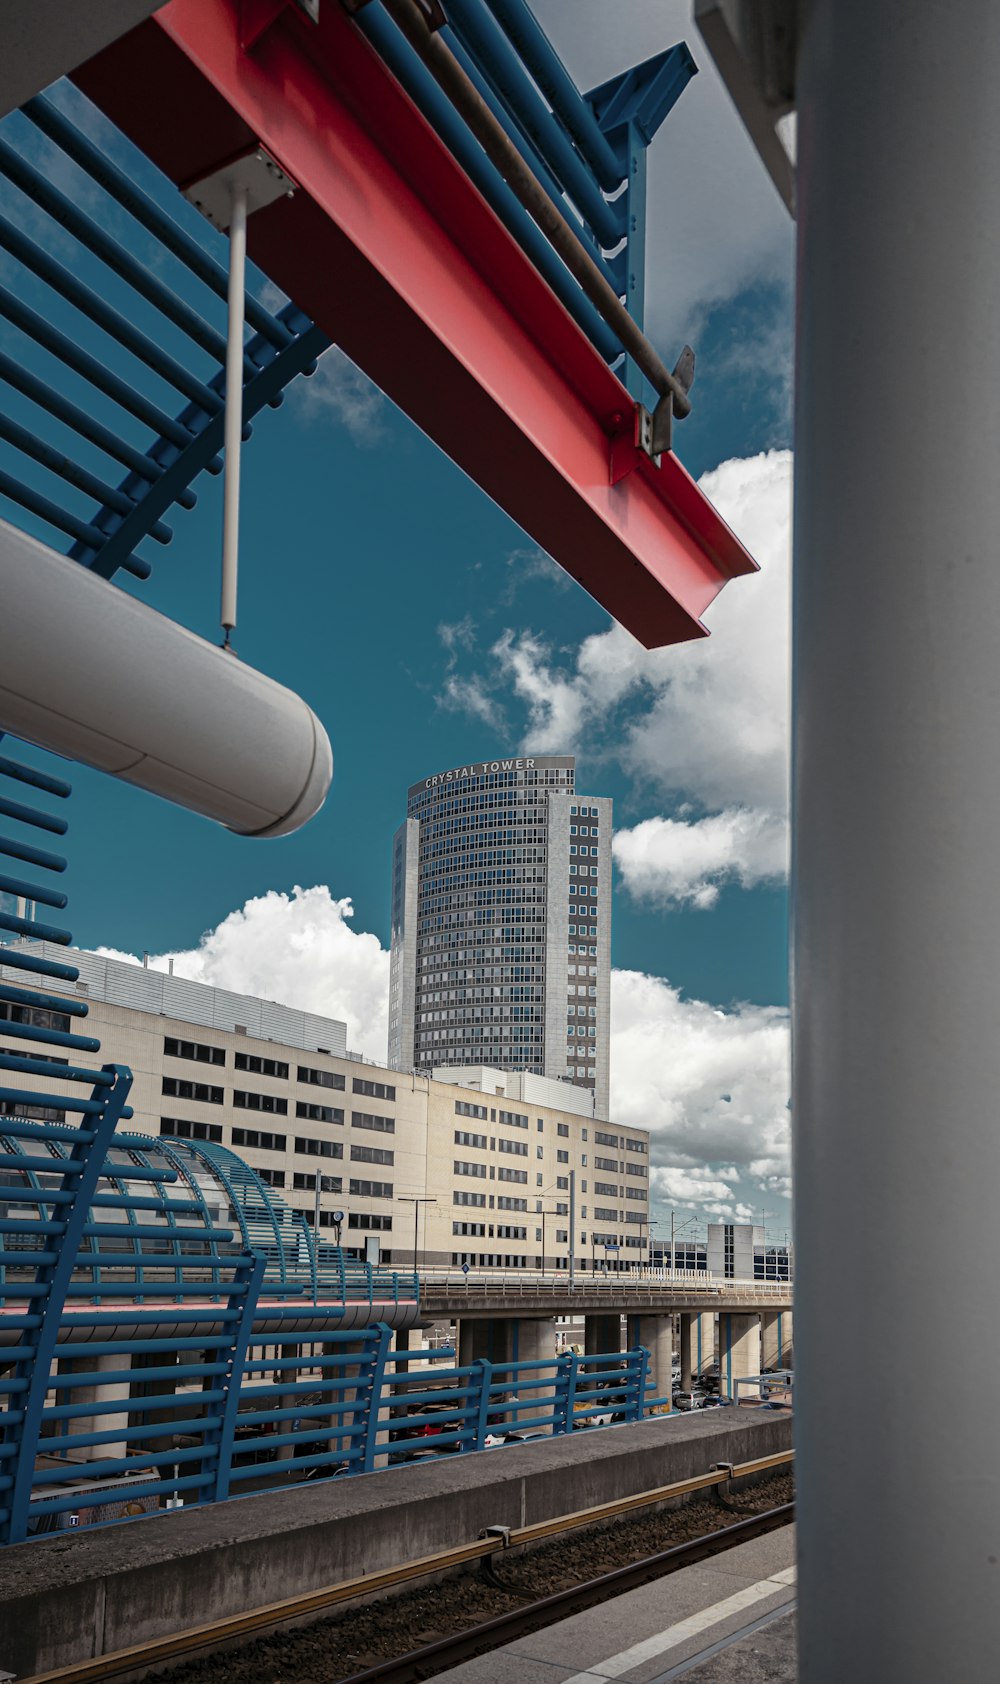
xmin=480 ymin=1524 xmax=512 ymax=1547
xmin=711 ymin=1462 xmax=735 ymax=1479
xmin=183 ymin=146 xmax=297 ymax=233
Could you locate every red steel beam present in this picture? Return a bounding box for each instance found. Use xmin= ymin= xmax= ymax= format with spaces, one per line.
xmin=74 ymin=0 xmax=756 ymax=648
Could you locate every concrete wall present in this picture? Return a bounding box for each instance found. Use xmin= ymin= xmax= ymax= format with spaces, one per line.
xmin=0 ymin=1413 xmax=792 ymax=1678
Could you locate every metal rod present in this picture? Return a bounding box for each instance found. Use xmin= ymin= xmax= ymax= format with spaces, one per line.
xmin=376 ymin=0 xmax=692 ymax=420
xmin=221 ymin=182 xmax=248 ymax=644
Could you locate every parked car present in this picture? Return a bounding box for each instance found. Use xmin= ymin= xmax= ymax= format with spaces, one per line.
xmin=671 ymin=1391 xmax=707 ymax=1411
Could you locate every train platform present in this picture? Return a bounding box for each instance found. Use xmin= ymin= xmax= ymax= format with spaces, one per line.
xmin=435 ymin=1525 xmax=797 ymax=1683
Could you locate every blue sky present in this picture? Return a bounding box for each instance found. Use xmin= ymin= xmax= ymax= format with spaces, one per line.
xmin=1 ymin=2 xmax=795 ymax=1239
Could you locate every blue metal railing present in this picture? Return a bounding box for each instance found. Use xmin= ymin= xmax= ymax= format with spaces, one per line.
xmin=5 ymin=1331 xmax=672 ymax=1540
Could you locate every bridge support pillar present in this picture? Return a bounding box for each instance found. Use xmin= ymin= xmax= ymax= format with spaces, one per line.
xmin=458 ymin=1319 xmax=515 ymax=1365
xmin=761 ymin=1310 xmax=793 ymax=1372
xmin=584 ymin=1313 xmax=620 ymax=1356
xmin=60 ymin=1353 xmax=131 ymax=1462
xmin=515 ymin=1317 xmax=556 ymax=1363
xmin=636 ymin=1316 xmax=673 ymax=1408
xmin=679 ymin=1312 xmax=715 ymax=1387
xmin=761 ymin=1311 xmax=781 ymax=1372
xmin=718 ymin=1313 xmax=761 ymax=1401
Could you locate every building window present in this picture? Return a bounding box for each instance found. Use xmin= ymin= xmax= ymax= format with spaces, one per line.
xmin=164 ymin=1036 xmax=225 ymax=1067
xmin=556 ymin=1149 xmax=569 ymax=1164
xmin=350 ymin=1143 xmax=394 ymax=1166
xmin=161 ymin=1077 xmax=223 ymax=1105
xmin=256 ymin=1166 xmax=286 ymax=1188
xmin=497 ymin=1137 xmax=528 ymax=1156
xmin=595 ymin=1130 xmax=619 ymax=1147
xmin=454 ymin=1190 xmax=487 ymax=1207
xmin=455 ymin=1099 xmax=488 ymax=1119
xmin=453 ymin=1221 xmax=487 ymax=1236
xmin=294 ymin=1137 xmax=343 ymax=1159
xmin=496 ymin=1196 xmax=527 ymax=1211
xmin=498 ymin=1110 xmax=528 ymax=1129
xmin=353 ymin=1078 xmax=395 ymax=1101
xmin=352 ymin=1112 xmax=395 ymax=1134
xmin=234 ymin=1089 xmax=288 ymax=1115
xmin=349 ymin=1178 xmax=393 ymax=1199
xmin=234 ymin=1052 xmax=289 ymax=1079
xmin=349 ymin=1213 xmax=392 ymax=1231
xmin=298 ymin=1066 xmax=346 ymax=1090
xmin=497 ymin=1166 xmax=528 ymax=1184
xmin=557 ymin=1123 xmax=570 ymax=1138
xmin=455 ymin=1159 xmax=487 ymax=1178
xmin=294 ymin=1170 xmax=343 ymax=1192
xmin=159 ymin=1117 xmax=222 ymax=1143
xmin=455 ymin=1130 xmax=487 ymax=1149
xmin=232 ymin=1126 xmax=287 ymax=1152
xmin=295 ymin=1102 xmax=344 ymax=1124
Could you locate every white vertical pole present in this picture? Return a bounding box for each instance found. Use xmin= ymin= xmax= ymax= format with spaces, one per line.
xmin=220 ymin=181 xmax=248 ymax=645
xmin=795 ymin=2 xmax=1000 ymax=1677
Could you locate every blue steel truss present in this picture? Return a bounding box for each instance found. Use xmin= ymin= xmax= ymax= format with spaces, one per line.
xmin=0 ymin=91 xmax=329 ymax=586
xmin=0 ymin=16 xmax=695 ymax=584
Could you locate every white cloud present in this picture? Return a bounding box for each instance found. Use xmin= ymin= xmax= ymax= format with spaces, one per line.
xmin=446 ymin=452 xmax=792 ymax=906
xmin=610 ymin=967 xmax=790 ymax=1212
xmin=439 ymin=673 xmax=504 ymax=728
xmin=97 ymin=886 xmax=789 ymax=1214
xmin=97 ymin=886 xmax=390 ymax=1060
xmin=613 ymin=808 xmax=788 ymax=908
xmin=294 ymin=347 xmax=389 ymax=445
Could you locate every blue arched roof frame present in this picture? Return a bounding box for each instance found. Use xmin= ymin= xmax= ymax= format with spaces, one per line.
xmin=155 ymin=1136 xmax=315 ymax=1291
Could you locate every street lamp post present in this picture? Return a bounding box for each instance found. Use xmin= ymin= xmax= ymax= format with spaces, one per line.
xmin=400 ymin=1196 xmax=436 ymax=1278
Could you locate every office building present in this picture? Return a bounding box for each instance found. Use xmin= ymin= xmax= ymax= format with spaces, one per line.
xmin=388 ymin=754 xmax=612 ymax=1117
xmin=0 ymin=943 xmax=649 ymax=1271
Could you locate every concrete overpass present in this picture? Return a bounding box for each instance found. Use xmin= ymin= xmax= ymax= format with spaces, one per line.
xmin=415 ymin=1270 xmax=793 ymax=1400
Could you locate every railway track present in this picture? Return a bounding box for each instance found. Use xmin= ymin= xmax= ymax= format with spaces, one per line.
xmin=23 ymin=1453 xmax=794 ymax=1684
xmin=338 ymin=1502 xmax=795 ymax=1684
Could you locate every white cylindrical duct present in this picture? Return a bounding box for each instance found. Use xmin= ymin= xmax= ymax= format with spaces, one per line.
xmin=0 ymin=521 xmax=332 ymax=836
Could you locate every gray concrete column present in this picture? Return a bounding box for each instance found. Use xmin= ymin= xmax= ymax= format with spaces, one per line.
xmin=458 ymin=1319 xmax=475 ymax=1368
xmin=584 ymin=1313 xmax=620 ymax=1355
xmin=688 ymin=1312 xmax=715 ymax=1378
xmin=515 ymin=1318 xmax=557 ymax=1363
xmin=636 ymin=1315 xmax=672 ymax=1409
xmin=512 ymin=1319 xmax=557 ymax=1430
xmin=777 ymin=1310 xmax=793 ymax=1369
xmin=761 ymin=1310 xmax=781 ymax=1373
xmin=794 ymin=4 xmax=1000 ymax=1676
xmin=679 ymin=1313 xmax=693 ymax=1390
xmin=60 ymin=1353 xmax=131 ymax=1462
xmin=718 ymin=1314 xmax=760 ymax=1401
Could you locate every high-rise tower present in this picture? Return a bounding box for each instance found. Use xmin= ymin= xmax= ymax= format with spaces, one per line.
xmin=388 ymin=754 xmax=611 ymax=1117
